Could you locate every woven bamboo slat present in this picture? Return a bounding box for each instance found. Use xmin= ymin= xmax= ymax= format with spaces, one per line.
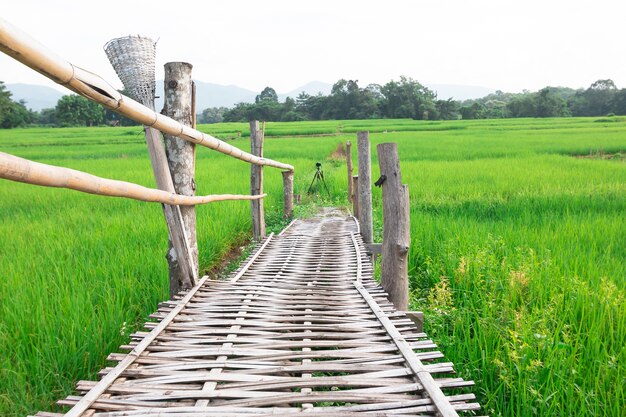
xmin=32 ymin=211 xmax=482 ymax=417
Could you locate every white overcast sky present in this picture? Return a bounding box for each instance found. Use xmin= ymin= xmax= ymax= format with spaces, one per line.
xmin=1 ymin=0 xmax=625 ymax=94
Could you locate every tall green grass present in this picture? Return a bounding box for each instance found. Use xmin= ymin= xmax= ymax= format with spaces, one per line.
xmin=0 ymin=126 xmax=345 ymax=416
xmin=355 ymin=118 xmax=625 ymax=417
xmin=0 ymin=117 xmax=624 ymax=416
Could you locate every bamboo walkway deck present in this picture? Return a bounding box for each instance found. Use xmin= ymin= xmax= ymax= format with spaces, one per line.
xmin=35 ymin=212 xmax=482 ymax=417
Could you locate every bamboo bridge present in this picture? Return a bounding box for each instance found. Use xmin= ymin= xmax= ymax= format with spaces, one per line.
xmin=34 ymin=212 xmax=481 ymax=417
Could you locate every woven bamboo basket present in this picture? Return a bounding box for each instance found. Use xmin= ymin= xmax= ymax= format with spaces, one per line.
xmin=104 ymin=36 xmax=156 ymax=108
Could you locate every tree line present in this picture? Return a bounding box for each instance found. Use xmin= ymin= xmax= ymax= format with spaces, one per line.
xmin=0 ymin=82 xmax=135 ymax=128
xmin=0 ymin=82 xmax=35 ymax=128
xmin=203 ymin=78 xmax=626 ymax=123
xmin=3 ymin=77 xmax=626 ymax=129
xmin=459 ymin=79 xmax=626 ymax=119
xmin=208 ymin=77 xmax=446 ymax=123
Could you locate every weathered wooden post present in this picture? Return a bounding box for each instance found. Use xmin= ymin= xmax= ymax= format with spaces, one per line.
xmin=282 ymin=170 xmax=294 ymax=218
xmin=352 ymin=175 xmax=359 ymax=219
xmin=346 ymin=141 xmax=353 ymax=203
xmin=357 ymin=131 xmax=373 ymax=244
xmin=104 ymin=36 xmax=197 ymax=295
xmin=250 ymin=120 xmax=266 ymax=241
xmin=377 ymin=142 xmax=410 ymax=311
xmin=162 ymin=62 xmax=198 ymax=295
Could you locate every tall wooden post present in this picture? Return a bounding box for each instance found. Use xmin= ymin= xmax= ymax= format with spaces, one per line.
xmin=352 ymin=175 xmax=359 ymax=220
xmin=103 ymin=36 xmax=196 ymax=294
xmin=377 ymin=143 xmax=410 ymax=310
xmin=250 ymin=120 xmax=266 ymax=241
xmin=162 ymin=62 xmax=197 ymax=297
xmin=357 ymin=131 xmax=373 ymax=244
xmin=346 ymin=141 xmax=353 ymax=203
xmin=282 ymin=170 xmax=294 ymax=218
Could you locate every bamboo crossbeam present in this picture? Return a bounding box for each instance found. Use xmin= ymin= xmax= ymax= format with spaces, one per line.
xmin=0 ymin=18 xmax=294 ymax=172
xmin=0 ymin=152 xmax=265 ymax=206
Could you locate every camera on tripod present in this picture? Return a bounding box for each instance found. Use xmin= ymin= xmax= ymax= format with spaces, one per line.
xmin=308 ymin=162 xmax=330 ymax=196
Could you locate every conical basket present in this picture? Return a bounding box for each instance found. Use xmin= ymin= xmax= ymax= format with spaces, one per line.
xmin=104 ymin=36 xmax=156 ymax=108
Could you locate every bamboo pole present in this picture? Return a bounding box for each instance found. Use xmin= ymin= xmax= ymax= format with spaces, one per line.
xmin=0 ymin=151 xmax=266 ymax=205
xmin=250 ymin=120 xmax=266 ymax=241
xmin=0 ymin=18 xmax=294 ymax=172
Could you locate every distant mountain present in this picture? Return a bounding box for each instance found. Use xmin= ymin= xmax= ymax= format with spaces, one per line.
xmin=155 ymin=81 xmax=257 ymax=111
xmin=280 ymin=81 xmax=333 ymax=100
xmin=5 ymin=83 xmax=64 ymax=111
xmin=427 ymin=84 xmax=496 ymax=101
xmin=155 ymin=81 xmax=334 ymax=110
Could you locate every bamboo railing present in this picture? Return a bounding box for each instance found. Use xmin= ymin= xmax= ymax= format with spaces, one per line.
xmin=0 ymin=17 xmax=295 ymax=206
xmin=0 ymin=17 xmax=294 ymax=172
xmin=0 ymin=152 xmax=265 ymax=205
xmin=0 ymin=17 xmax=295 ymax=292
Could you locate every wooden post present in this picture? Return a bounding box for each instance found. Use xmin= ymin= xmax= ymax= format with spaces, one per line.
xmin=377 ymin=143 xmax=410 ymax=311
xmin=103 ymin=36 xmax=196 ymax=295
xmin=346 ymin=141 xmax=353 ymax=203
xmin=282 ymin=170 xmax=294 ymax=219
xmin=357 ymin=131 xmax=373 ymax=244
xmin=162 ymin=62 xmax=197 ymax=297
xmin=352 ymin=175 xmax=359 ymax=220
xmin=250 ymin=120 xmax=266 ymax=241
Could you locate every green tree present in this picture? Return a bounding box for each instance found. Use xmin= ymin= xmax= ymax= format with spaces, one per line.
xmin=240 ymin=87 xmax=283 ymax=121
xmin=0 ymin=82 xmax=12 ymax=127
xmin=610 ymin=89 xmax=626 ymax=115
xmin=280 ymin=97 xmax=306 ymax=121
xmin=248 ymin=101 xmax=282 ymax=121
xmin=586 ymin=79 xmax=617 ymax=116
xmin=0 ymin=83 xmax=35 ymax=128
xmin=223 ymin=102 xmax=253 ymax=122
xmin=255 ymin=87 xmax=278 ymax=104
xmin=37 ymin=108 xmax=58 ymax=125
xmin=569 ymin=79 xmax=617 ymax=116
xmin=507 ymin=93 xmax=536 ymax=117
xmin=55 ymin=95 xmax=105 ymax=126
xmin=327 ymin=79 xmax=378 ymax=119
xmin=1 ymin=99 xmax=34 ymax=128
xmin=295 ymin=92 xmax=329 ymax=120
xmin=0 ymin=82 xmax=35 ymax=128
xmin=198 ymin=107 xmax=228 ymax=124
xmin=460 ymin=102 xmax=486 ymax=119
xmin=534 ymin=87 xmax=570 ymax=117
xmin=380 ymin=76 xmax=436 ymax=119
xmin=435 ymin=99 xmax=460 ymax=120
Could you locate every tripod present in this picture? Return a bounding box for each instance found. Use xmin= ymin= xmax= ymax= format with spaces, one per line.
xmin=307 ymin=162 xmax=330 ymax=196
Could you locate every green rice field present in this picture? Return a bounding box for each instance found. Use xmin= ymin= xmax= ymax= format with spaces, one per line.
xmin=0 ymin=117 xmax=624 ymax=416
